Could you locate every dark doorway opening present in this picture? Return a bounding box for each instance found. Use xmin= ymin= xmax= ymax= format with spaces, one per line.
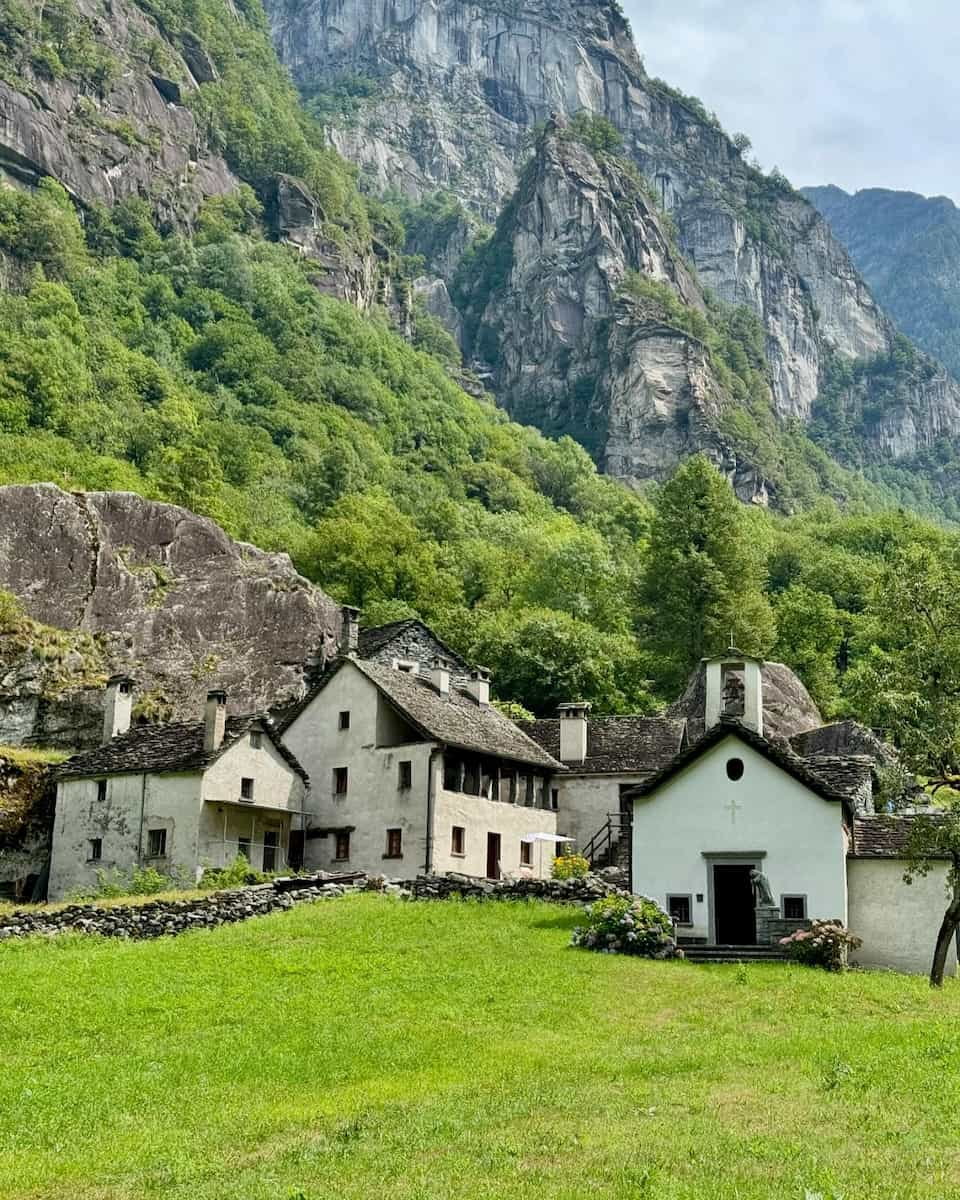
xmin=486 ymin=832 xmax=501 ymax=880
xmin=713 ymin=864 xmax=757 ymax=945
xmin=288 ymin=829 xmax=304 ymax=871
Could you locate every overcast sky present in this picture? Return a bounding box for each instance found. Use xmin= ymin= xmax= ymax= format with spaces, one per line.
xmin=623 ymin=0 xmax=960 ymax=202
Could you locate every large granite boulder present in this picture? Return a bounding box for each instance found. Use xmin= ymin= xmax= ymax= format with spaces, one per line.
xmin=0 ymin=485 xmax=343 ymax=748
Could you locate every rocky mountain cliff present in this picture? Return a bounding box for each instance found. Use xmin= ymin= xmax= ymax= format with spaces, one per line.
xmin=803 ymin=185 xmax=960 ymax=382
xmin=266 ymin=0 xmax=960 ymax=486
xmin=0 ymin=485 xmax=342 ymax=748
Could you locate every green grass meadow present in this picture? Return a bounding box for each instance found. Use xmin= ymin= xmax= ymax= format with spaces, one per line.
xmin=2 ymin=896 xmax=959 ymax=1199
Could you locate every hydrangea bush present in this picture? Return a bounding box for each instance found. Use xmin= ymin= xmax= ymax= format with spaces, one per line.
xmin=571 ymin=894 xmax=678 ymax=957
xmin=779 ymin=920 xmax=862 ymax=971
xmin=551 ymin=853 xmax=590 ymax=880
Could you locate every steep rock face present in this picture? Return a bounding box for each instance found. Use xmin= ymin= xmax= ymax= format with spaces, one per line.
xmin=804 ymin=185 xmax=960 ymax=381
xmin=0 ymin=0 xmax=236 ymax=222
xmin=0 ymin=485 xmax=343 ymax=748
xmin=266 ymin=0 xmax=960 ymax=460
xmin=464 ymin=130 xmax=767 ymax=499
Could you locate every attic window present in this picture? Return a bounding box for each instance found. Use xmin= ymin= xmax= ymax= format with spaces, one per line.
xmin=250 ymin=731 xmax=263 ymax=750
xmin=726 ymin=758 xmax=745 ymax=782
xmin=393 ymin=659 xmax=417 ymax=673
xmin=240 ymin=777 xmax=254 ymax=801
xmin=96 ymin=779 xmax=107 ymax=803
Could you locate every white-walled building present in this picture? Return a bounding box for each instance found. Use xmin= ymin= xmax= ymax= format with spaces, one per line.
xmin=281 ymin=653 xmax=564 ymax=880
xmin=48 ymin=682 xmax=309 ymax=900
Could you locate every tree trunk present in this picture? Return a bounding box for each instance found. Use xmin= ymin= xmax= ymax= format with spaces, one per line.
xmin=930 ymin=857 xmax=960 ymax=988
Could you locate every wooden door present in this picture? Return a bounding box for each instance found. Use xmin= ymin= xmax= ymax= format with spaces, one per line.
xmin=486 ymin=832 xmax=501 ymax=880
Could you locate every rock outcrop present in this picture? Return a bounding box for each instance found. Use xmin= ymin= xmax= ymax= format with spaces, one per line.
xmin=265 ymin=0 xmax=960 ymax=466
xmin=0 ymin=0 xmax=237 ymax=224
xmin=461 ymin=127 xmax=769 ymax=497
xmin=0 ymin=485 xmax=343 ymax=748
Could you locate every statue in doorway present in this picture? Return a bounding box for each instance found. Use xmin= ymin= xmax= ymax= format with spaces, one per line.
xmin=750 ymin=868 xmax=775 ymax=908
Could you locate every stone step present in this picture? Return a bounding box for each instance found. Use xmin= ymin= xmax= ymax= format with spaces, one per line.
xmin=681 ymin=945 xmax=790 ymax=964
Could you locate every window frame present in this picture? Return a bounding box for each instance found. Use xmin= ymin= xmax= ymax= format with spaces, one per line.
xmin=96 ymin=779 xmax=107 ymax=803
xmin=146 ymin=828 xmax=167 ymax=859
xmin=240 ymin=777 xmax=255 ymax=802
xmin=333 ymin=766 xmax=349 ymax=796
xmin=250 ymin=731 xmax=263 ymax=750
xmin=667 ymin=894 xmax=693 ymax=927
xmin=338 ymin=710 xmax=351 ymax=731
xmin=520 ymin=840 xmax=533 ymax=867
xmin=398 ymin=760 xmax=413 ymax=790
xmin=88 ymin=837 xmax=102 ymax=862
xmin=781 ymin=894 xmax=808 ymax=921
xmin=451 ymin=825 xmax=465 ymax=857
xmin=334 ymin=830 xmax=351 ymax=861
xmin=384 ymin=827 xmax=403 ymax=859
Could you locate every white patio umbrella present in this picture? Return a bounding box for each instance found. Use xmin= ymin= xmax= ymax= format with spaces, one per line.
xmin=521 ymin=832 xmax=574 ymax=876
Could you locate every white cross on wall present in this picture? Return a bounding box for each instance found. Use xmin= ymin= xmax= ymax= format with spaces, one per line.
xmin=724 ymin=796 xmax=742 ymax=825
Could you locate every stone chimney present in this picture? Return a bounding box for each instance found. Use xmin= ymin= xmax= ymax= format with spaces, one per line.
xmin=557 ymin=702 xmax=591 ymax=763
xmin=204 ymin=689 xmax=227 ymax=753
xmin=430 ymin=656 xmax=451 ymax=697
xmin=339 ymin=605 xmax=360 ymax=657
xmin=102 ymin=675 xmax=135 ymax=744
xmin=466 ymin=667 xmax=491 ymax=706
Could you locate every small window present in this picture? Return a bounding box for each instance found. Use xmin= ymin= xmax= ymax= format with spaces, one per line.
xmin=398 ymin=760 xmax=412 ymax=790
xmin=783 ymin=895 xmax=807 ymax=921
xmin=520 ymin=840 xmax=533 ymax=866
xmin=250 ymin=731 xmax=263 ymax=750
xmin=385 ymin=828 xmax=402 ymax=858
xmin=334 ymin=831 xmax=350 ymax=861
xmin=147 ymin=828 xmax=167 ymax=858
xmin=668 ymin=895 xmax=692 ymax=926
xmin=237 ymin=837 xmax=251 ymax=861
xmin=240 ymin=777 xmax=254 ymax=801
xmin=338 ymin=710 xmax=351 ymax=730
xmin=393 ymin=659 xmax=417 ymax=673
xmin=96 ymin=779 xmax=107 ymax=803
xmin=550 ymin=788 xmax=559 ymax=811
xmin=88 ymin=838 xmax=102 ymax=861
xmin=451 ymin=826 xmax=465 ymax=856
xmin=333 ymin=767 xmax=348 ymax=795
xmin=726 ymin=757 xmax=745 ymax=781
xmin=119 ymin=681 xmax=130 ymax=695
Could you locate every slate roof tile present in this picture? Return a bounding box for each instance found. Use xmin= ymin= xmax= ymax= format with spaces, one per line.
xmin=57 ymin=715 xmax=309 ymax=783
xmin=850 ymin=813 xmax=951 ymax=858
xmin=518 ymin=716 xmax=686 ymax=774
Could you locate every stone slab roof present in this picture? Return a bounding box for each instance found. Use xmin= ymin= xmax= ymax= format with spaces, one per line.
xmin=57 ymin=715 xmax=309 ymax=784
xmin=795 ymin=755 xmax=875 ymax=807
xmin=850 ymin=813 xmax=951 ymax=858
xmin=625 ymin=719 xmax=854 ymax=808
xmin=518 ymin=716 xmax=686 ymax=774
xmin=790 ymin=720 xmax=897 ymax=768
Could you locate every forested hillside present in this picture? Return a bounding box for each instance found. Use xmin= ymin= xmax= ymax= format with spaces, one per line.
xmin=0 ymin=0 xmax=960 ymax=753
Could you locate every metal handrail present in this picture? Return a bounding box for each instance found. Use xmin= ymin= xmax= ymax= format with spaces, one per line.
xmin=581 ymin=812 xmax=631 ymax=867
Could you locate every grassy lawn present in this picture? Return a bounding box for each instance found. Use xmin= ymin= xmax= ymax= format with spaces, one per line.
xmin=2 ymin=897 xmax=959 ymax=1199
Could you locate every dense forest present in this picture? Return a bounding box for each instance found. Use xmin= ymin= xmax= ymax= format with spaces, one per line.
xmin=1 ymin=0 xmax=960 ymax=788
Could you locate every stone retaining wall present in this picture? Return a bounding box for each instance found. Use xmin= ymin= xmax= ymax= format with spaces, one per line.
xmin=0 ymin=870 xmax=628 ymax=941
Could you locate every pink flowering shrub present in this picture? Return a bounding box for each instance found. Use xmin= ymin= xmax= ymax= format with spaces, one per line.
xmin=571 ymin=895 xmax=678 ymax=958
xmin=779 ymin=920 xmax=862 ymax=971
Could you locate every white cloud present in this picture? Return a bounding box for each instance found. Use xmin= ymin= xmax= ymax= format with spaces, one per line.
xmin=623 ymin=0 xmax=960 ymax=200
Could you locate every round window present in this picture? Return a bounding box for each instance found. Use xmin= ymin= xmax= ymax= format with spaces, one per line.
xmin=726 ymin=757 xmax=745 ymax=781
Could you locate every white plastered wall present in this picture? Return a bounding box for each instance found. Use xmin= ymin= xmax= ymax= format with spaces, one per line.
xmin=631 ymin=735 xmax=848 ymax=941
xmin=554 ymin=774 xmax=641 ymax=850
xmin=284 ymin=663 xmax=433 ymax=874
xmin=197 ymin=733 xmax=306 ymax=872
xmin=432 ymin=772 xmax=558 ymax=879
xmin=848 ymin=857 xmax=958 ymax=976
xmin=49 ymin=771 xmax=201 ymax=900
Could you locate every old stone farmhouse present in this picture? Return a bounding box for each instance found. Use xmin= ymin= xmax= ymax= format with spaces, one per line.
xmin=43 ymin=617 xmax=956 ymax=974
xmin=48 ymin=680 xmax=309 ymax=900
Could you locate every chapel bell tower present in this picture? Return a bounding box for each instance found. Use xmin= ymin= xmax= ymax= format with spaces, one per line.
xmin=704 ymin=648 xmax=763 ymax=737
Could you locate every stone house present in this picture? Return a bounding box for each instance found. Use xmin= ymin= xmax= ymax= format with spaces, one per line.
xmin=281 ymin=653 xmax=564 ymax=880
xmin=48 ymin=679 xmax=309 ymax=901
